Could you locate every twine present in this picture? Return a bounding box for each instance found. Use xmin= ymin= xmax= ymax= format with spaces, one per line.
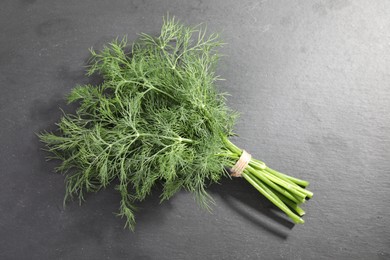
xmin=231 ymin=150 xmax=252 ymax=177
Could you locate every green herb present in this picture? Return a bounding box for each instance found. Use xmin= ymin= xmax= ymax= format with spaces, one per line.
xmin=39 ymin=17 xmax=313 ymax=229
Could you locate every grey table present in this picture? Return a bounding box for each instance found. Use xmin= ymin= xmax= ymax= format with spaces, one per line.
xmin=1 ymin=1 xmax=389 ymax=259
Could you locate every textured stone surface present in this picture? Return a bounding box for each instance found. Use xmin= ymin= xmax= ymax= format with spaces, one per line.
xmin=1 ymin=0 xmax=389 ymax=259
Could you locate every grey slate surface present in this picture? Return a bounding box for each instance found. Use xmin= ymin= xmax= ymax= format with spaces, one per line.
xmin=1 ymin=0 xmax=389 ymax=259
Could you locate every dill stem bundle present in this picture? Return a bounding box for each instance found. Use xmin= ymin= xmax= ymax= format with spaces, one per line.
xmin=40 ymin=17 xmax=312 ymax=229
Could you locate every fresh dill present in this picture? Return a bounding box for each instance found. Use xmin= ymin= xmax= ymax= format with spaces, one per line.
xmin=40 ymin=17 xmax=312 ymax=229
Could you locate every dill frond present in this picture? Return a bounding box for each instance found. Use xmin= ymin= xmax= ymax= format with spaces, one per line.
xmin=40 ymin=17 xmax=312 ymax=229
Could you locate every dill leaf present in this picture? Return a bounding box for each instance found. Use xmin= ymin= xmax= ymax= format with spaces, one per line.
xmin=40 ymin=17 xmax=312 ymax=229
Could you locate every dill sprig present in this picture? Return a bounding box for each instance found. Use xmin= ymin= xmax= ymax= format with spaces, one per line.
xmin=40 ymin=17 xmax=312 ymax=229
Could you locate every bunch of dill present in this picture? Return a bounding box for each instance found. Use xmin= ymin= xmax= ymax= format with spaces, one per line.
xmin=40 ymin=17 xmax=312 ymax=229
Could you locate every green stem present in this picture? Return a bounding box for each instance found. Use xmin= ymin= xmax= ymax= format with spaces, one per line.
xmin=259 ymin=169 xmax=309 ymax=200
xmin=246 ymin=165 xmax=303 ymax=204
xmin=139 ymin=133 xmax=194 ymax=144
xmin=264 ymin=166 xmax=309 ymax=188
xmin=249 ymin=160 xmax=297 ymax=185
xmin=223 ymin=136 xmax=309 ymax=186
xmin=222 ymin=136 xmax=312 ymax=224
xmin=242 ymin=171 xmax=304 ymax=224
xmin=271 ymin=188 xmax=306 ymax=217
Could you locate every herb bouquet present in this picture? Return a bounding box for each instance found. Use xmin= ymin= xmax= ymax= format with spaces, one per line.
xmin=40 ymin=17 xmax=312 ymax=229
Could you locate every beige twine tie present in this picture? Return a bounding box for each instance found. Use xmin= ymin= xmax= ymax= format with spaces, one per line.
xmin=231 ymin=150 xmax=252 ymax=177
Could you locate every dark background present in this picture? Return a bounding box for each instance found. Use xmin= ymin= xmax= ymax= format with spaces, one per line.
xmin=1 ymin=0 xmax=389 ymax=259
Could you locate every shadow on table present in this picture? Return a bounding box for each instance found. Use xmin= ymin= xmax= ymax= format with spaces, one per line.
xmin=208 ymin=176 xmax=295 ymax=239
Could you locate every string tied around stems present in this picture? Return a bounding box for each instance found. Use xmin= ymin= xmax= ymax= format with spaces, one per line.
xmin=231 ymin=150 xmax=252 ymax=177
